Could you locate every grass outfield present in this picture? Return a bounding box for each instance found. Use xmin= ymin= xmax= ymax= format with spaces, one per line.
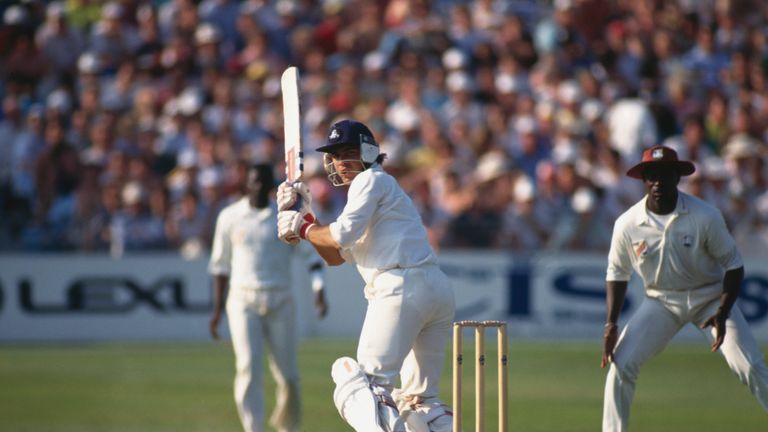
xmin=0 ymin=339 xmax=765 ymax=432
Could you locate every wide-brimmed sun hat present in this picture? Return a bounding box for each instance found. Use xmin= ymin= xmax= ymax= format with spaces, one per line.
xmin=626 ymin=145 xmax=696 ymax=179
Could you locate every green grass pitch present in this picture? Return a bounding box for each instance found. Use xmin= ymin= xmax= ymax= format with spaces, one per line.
xmin=0 ymin=339 xmax=765 ymax=431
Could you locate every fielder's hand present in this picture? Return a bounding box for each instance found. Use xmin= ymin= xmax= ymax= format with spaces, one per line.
xmin=277 ymin=181 xmax=312 ymax=211
xmin=278 ymin=209 xmax=316 ymax=244
xmin=700 ymin=308 xmax=728 ymax=352
xmin=210 ymin=310 xmax=222 ymax=340
xmin=601 ymin=322 xmax=618 ymax=368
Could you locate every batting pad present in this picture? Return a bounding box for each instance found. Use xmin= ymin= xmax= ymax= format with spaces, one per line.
xmin=331 ymin=357 xmax=405 ymax=432
xmin=393 ymin=391 xmax=453 ymax=432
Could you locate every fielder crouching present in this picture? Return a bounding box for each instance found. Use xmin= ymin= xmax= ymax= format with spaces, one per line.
xmin=277 ymin=119 xmax=456 ymax=432
xmin=601 ymin=145 xmax=768 ymax=431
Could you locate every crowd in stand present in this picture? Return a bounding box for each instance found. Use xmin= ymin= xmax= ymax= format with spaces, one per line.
xmin=0 ymin=0 xmax=767 ymax=256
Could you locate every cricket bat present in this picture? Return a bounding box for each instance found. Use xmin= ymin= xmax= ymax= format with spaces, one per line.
xmin=282 ymin=66 xmax=303 ymax=184
xmin=281 ymin=66 xmax=304 ymax=210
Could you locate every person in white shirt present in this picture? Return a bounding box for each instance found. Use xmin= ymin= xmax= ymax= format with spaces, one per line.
xmin=209 ymin=163 xmax=328 ymax=432
xmin=601 ymin=145 xmax=768 ymax=432
xmin=277 ymin=120 xmax=455 ymax=432
xmin=605 ymin=92 xmax=658 ymax=166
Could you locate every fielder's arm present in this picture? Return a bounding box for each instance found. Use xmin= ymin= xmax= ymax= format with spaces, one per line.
xmin=605 ymin=280 xmax=628 ymax=325
xmin=210 ymin=274 xmax=229 ymax=340
xmin=305 ymin=224 xmax=345 ymax=266
xmin=717 ymin=266 xmax=744 ymax=316
xmin=602 ymin=280 xmax=628 ymax=368
xmin=700 ymin=266 xmax=744 ymax=352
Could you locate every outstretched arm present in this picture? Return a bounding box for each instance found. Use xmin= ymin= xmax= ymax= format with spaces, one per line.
xmin=602 ymin=280 xmax=628 ymax=368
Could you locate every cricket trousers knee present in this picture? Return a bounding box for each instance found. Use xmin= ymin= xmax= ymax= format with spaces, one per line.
xmin=269 ymin=377 xmax=301 ymax=432
xmin=603 ymin=359 xmax=638 ymax=432
xmin=228 ymin=293 xmax=266 ymax=432
xmin=603 ymin=298 xmax=683 ymax=432
xmin=228 ymin=290 xmax=300 ymax=432
xmin=265 ymin=298 xmax=301 ymax=432
xmin=705 ymin=306 xmax=768 ymax=411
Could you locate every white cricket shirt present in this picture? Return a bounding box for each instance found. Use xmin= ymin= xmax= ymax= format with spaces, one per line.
xmin=606 ymin=192 xmax=743 ymax=301
xmin=329 ymin=164 xmax=436 ymax=285
xmin=208 ymin=198 xmax=320 ymax=291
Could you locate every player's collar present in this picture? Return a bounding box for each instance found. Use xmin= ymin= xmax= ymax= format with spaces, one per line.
xmin=637 ymin=194 xmax=688 ymax=226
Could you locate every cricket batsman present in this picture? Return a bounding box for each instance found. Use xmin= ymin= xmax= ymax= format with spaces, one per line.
xmin=276 ymin=119 xmax=456 ymax=432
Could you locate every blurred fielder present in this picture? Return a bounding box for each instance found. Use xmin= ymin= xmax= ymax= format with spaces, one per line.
xmin=209 ymin=163 xmax=328 ymax=432
xmin=277 ymin=119 xmax=455 ymax=432
xmin=601 ymin=145 xmax=768 ymax=431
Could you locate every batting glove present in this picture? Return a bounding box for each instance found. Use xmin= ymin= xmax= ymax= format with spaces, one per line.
xmin=277 ymin=181 xmax=312 ymax=212
xmin=278 ymin=209 xmax=316 ymax=244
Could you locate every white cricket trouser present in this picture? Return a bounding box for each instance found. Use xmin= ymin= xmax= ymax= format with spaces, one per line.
xmin=357 ymin=264 xmax=456 ymax=398
xmin=603 ymin=296 xmax=768 ymax=432
xmin=227 ymin=289 xmax=301 ymax=432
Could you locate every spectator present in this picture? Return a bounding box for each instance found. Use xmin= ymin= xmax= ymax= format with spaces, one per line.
xmin=193 ymin=22 xmax=226 ymax=73
xmin=500 ymin=174 xmax=549 ymax=249
xmin=89 ymin=2 xmax=141 ymax=73
xmin=508 ymin=115 xmax=550 ymax=180
xmin=0 ymin=98 xmax=24 ymax=198
xmin=722 ymin=133 xmax=766 ymax=199
xmin=34 ymin=120 xmax=81 ymax=227
xmin=81 ymin=114 xmax=115 ymax=167
xmin=443 ymin=152 xmax=508 ymax=248
xmin=69 ymin=162 xmax=104 ymax=250
xmin=662 ymin=114 xmax=715 ymax=165
xmin=110 ymin=181 xmax=167 ymax=253
xmin=547 ymin=185 xmax=611 ymax=251
xmin=4 ymin=17 xmax=47 ymax=94
xmin=167 ymin=188 xmax=209 ymax=255
xmin=0 ymin=0 xmax=766 ymax=257
xmin=682 ymin=23 xmax=730 ymax=91
xmin=439 ymin=70 xmax=484 ymax=127
xmin=7 ymin=106 xmax=46 ymax=243
xmin=605 ymin=88 xmax=658 ymax=165
xmin=35 ymin=2 xmax=84 ymax=92
xmin=198 ymin=0 xmax=241 ymax=54
xmin=703 ymin=91 xmax=730 ymax=149
xmin=79 ymin=179 xmax=121 ymax=251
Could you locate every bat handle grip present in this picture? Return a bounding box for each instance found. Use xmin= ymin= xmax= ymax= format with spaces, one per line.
xmin=289 ymin=180 xmax=304 ymax=211
xmin=290 ymin=190 xmax=303 ymax=212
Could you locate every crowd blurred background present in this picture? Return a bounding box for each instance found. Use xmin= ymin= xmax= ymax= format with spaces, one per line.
xmin=0 ymin=0 xmax=766 ymax=257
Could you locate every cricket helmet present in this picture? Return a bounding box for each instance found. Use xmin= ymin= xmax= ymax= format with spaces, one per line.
xmin=317 ymin=119 xmax=381 ymax=186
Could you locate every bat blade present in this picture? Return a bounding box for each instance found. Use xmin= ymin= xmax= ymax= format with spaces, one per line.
xmin=281 ymin=66 xmax=303 ymax=183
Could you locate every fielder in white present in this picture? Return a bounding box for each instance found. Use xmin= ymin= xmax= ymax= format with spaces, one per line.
xmin=277 ymin=119 xmax=456 ymax=432
xmin=209 ymin=163 xmax=328 ymax=432
xmin=601 ymin=145 xmax=768 ymax=431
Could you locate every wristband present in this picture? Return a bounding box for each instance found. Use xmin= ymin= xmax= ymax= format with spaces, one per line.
xmin=299 ymin=213 xmax=316 ymax=239
xmin=300 ymin=222 xmax=316 ymax=239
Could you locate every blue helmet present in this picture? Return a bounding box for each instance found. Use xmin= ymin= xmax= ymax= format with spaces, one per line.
xmin=317 ymin=119 xmax=380 ymax=164
xmin=317 ymin=119 xmax=381 ymax=186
